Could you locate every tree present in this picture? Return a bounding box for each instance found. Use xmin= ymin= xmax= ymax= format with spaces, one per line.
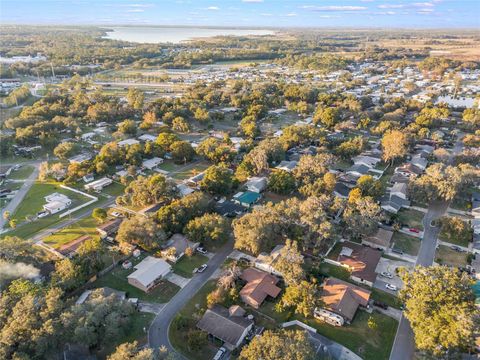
xmin=194 ymin=107 xmax=209 ymax=123
xmin=186 ymin=330 xmax=208 ymax=351
xmin=184 ymin=213 xmax=229 ymax=248
xmin=118 ymin=174 xmax=177 ymax=207
xmin=344 ymin=196 xmax=383 ymax=239
xmin=399 ymin=266 xmax=478 ymax=356
xmin=51 ymin=258 xmax=85 ymax=291
xmin=170 ymin=141 xmax=194 ymax=164
xmin=313 ymin=106 xmax=340 ymax=128
xmin=239 ymin=330 xmax=315 ymax=360
xmin=273 ymin=240 xmax=304 ymax=285
xmin=268 ymin=170 xmax=296 ymax=195
xmin=92 ymin=208 xmax=107 ymax=223
xmin=439 ymin=216 xmax=472 ymax=246
xmin=196 ymin=137 xmax=234 ymax=163
xmin=107 ymin=341 xmax=155 ymax=360
xmin=381 ymin=130 xmax=408 ymax=164
xmin=117 ymin=119 xmax=137 ymax=136
xmin=3 ymin=210 xmax=10 ymax=220
xmin=172 ymin=116 xmax=189 ymax=133
xmin=0 ymin=236 xmax=36 ymax=261
xmin=356 ymin=175 xmax=383 ymax=199
xmin=293 ymin=153 xmax=335 ymax=187
xmin=200 ymin=165 xmax=234 ymax=195
xmin=155 ymin=133 xmax=179 ymax=153
xmin=127 ymin=88 xmax=144 ymax=110
xmin=116 ymin=216 xmax=166 ymax=250
xmin=276 ymin=280 xmax=320 ymax=318
xmin=184 ymin=247 xmax=194 ymax=257
xmin=53 ymin=142 xmax=79 ymax=160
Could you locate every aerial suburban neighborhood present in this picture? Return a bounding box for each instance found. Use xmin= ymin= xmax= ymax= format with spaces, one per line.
xmin=0 ymin=2 xmax=479 ymax=360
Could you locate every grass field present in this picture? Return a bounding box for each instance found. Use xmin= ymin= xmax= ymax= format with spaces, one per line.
xmin=318 ymin=262 xmax=351 ymax=282
xmin=7 ymin=165 xmax=35 ymax=180
xmin=42 ymin=216 xmax=100 ymax=249
xmin=172 ymin=253 xmax=209 ymax=278
xmin=435 ymin=245 xmax=469 ymax=268
xmin=169 ymin=280 xmax=219 ymax=360
xmin=392 ymin=232 xmax=421 ymax=256
xmin=396 ymin=209 xmax=424 ymax=231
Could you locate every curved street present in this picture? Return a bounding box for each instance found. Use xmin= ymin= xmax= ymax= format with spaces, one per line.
xmin=148 ymin=241 xmax=234 ymax=358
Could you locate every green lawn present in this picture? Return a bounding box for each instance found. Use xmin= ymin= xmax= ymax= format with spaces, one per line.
xmin=171 ymin=161 xmax=210 ymax=181
xmin=435 ymin=245 xmax=469 ymax=268
xmin=396 ymin=209 xmax=424 ymax=231
xmin=172 ymin=253 xmax=209 ymax=278
xmin=42 ymin=216 xmax=100 ymax=249
xmin=96 ymin=311 xmax=155 ymax=359
xmin=169 ymin=280 xmax=219 ymax=360
xmin=8 ymin=165 xmax=35 ymax=180
xmin=91 ymin=258 xmax=180 ymax=302
xmin=392 ymin=232 xmax=421 ymax=256
xmin=326 ymin=242 xmax=344 ymax=260
xmin=318 ymin=262 xmax=351 ymax=282
xmin=371 ymin=288 xmax=402 ymax=309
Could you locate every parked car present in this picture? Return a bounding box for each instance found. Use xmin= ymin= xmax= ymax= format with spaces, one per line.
xmin=373 ymin=300 xmax=388 ymax=310
xmin=385 ymin=283 xmax=398 ymax=291
xmin=111 ymin=211 xmax=121 ymax=218
xmin=451 ymin=245 xmax=465 ymax=252
xmin=380 ymin=271 xmax=393 ymax=279
xmin=122 ymin=260 xmax=132 ymax=270
xmin=196 ymin=247 xmax=207 ymax=254
xmin=391 ymin=248 xmax=404 ymax=255
xmin=213 ymin=347 xmax=226 ymax=360
xmin=193 ymin=264 xmax=208 ymax=273
xmin=409 ymin=228 xmax=420 ymax=234
xmin=37 ymin=211 xmax=49 ymax=218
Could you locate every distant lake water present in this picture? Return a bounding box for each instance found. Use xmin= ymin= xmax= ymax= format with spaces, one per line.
xmin=103 ymin=27 xmax=275 ymax=44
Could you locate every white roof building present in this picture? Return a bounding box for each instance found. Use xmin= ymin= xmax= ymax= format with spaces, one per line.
xmin=118 ymin=138 xmax=140 ymax=147
xmin=84 ymin=177 xmax=113 ymax=191
xmin=142 ymin=157 xmax=164 ymax=170
xmin=127 ymin=256 xmax=172 ymax=292
xmin=138 ymin=134 xmax=157 ymax=142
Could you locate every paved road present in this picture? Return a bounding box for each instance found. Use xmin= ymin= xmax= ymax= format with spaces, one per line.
xmin=148 ymin=240 xmax=234 ymax=358
xmin=389 ymin=133 xmax=464 ymax=360
xmin=0 ymin=163 xmax=40 ymax=229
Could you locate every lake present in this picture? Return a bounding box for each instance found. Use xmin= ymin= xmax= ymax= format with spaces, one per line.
xmin=103 ymin=26 xmax=274 ymax=44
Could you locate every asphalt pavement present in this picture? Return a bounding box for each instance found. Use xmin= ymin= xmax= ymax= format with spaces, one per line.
xmin=148 ymin=240 xmax=234 ymax=358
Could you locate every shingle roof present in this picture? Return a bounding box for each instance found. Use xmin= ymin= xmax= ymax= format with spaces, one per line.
xmin=240 ymin=268 xmax=281 ymax=306
xmin=338 ymin=241 xmax=381 ymax=283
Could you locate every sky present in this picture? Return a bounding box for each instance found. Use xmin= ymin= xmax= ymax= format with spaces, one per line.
xmin=1 ymin=0 xmax=479 ymax=28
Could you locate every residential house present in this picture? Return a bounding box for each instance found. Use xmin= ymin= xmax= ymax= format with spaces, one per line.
xmin=142 ymin=157 xmax=164 ymax=170
xmin=246 ymin=177 xmax=267 ymax=193
xmin=352 ymin=155 xmax=381 ymax=169
xmin=410 ymin=155 xmax=428 ymax=171
xmin=394 ymin=163 xmax=423 ymax=178
xmin=233 ymin=191 xmax=262 ymax=208
xmin=186 ymin=172 xmax=205 ymax=187
xmin=84 ymin=177 xmax=113 ymax=192
xmin=43 ymin=193 xmax=72 ymax=214
xmin=346 ymin=164 xmax=370 ymax=178
xmin=337 ymin=241 xmax=382 ymax=287
xmin=127 ymin=256 xmax=172 ymax=292
xmin=58 ymin=235 xmax=92 ymax=257
xmin=254 ymin=244 xmax=285 ymax=276
xmin=138 ymin=134 xmax=157 ymax=142
xmin=118 ymin=138 xmax=140 ymax=147
xmin=333 ymin=182 xmax=352 ymax=199
xmin=197 ymin=305 xmax=254 ymax=350
xmin=177 ymin=183 xmax=195 ymax=197
xmin=275 ymin=160 xmax=298 ymax=172
xmin=239 ymin=268 xmax=281 ymax=309
xmin=161 ymin=233 xmax=199 ymax=263
xmin=214 ymin=199 xmax=246 ymax=217
xmin=381 ymin=182 xmax=411 ymax=214
xmin=362 ymin=228 xmax=393 ymax=250
xmin=317 ymin=277 xmax=371 ymax=324
xmin=96 ymin=218 xmax=122 ymax=239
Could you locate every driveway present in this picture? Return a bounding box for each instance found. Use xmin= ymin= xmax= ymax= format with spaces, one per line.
xmin=165 ymin=273 xmax=190 ymax=288
xmin=138 ymin=301 xmax=165 ymax=315
xmin=148 ymin=240 xmax=234 ymax=358
xmin=375 ymin=257 xmax=412 ymax=290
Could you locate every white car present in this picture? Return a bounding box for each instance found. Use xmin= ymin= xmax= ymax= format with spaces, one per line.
xmin=37 ymin=211 xmax=49 ymax=218
xmin=196 ymin=247 xmax=207 ymax=254
xmin=194 ymin=264 xmax=208 ymax=273
xmin=380 ymin=271 xmax=393 ymax=279
xmin=385 ymin=283 xmax=398 ymax=291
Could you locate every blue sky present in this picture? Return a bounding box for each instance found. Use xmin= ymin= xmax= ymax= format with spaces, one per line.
xmin=2 ymin=0 xmax=479 ymax=28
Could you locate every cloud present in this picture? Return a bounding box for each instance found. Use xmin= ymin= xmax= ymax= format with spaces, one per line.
xmin=206 ymin=6 xmax=219 ymax=10
xmin=120 ymin=3 xmax=153 ymax=8
xmin=413 ymin=2 xmax=434 ymax=7
xmin=242 ymin=0 xmax=264 ymax=2
xmin=260 ymin=13 xmax=273 ymax=16
xmin=126 ymin=9 xmax=145 ymax=12
xmin=286 ymin=12 xmax=297 ymax=16
xmin=417 ymin=8 xmax=434 ymax=13
xmin=378 ymin=4 xmax=404 ymax=9
xmin=301 ymin=5 xmax=367 ymax=11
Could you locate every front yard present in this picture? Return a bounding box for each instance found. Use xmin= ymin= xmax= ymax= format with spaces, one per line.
xmin=396 ymin=208 xmax=425 ymax=231
xmin=172 ymin=253 xmax=209 ymax=278
xmin=392 ymin=232 xmax=421 ymax=256
xmin=435 ymin=245 xmax=469 ymax=268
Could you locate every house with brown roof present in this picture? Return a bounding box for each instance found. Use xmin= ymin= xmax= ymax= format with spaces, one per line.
xmin=58 ymin=235 xmax=92 ymax=257
xmin=337 ymin=241 xmax=382 ymax=287
xmin=320 ymin=277 xmax=371 ymax=323
xmin=239 ymin=268 xmax=281 ymax=309
xmin=197 ymin=305 xmax=253 ymax=350
xmin=362 ymin=228 xmax=394 ymax=251
xmin=96 ymin=218 xmax=122 ymax=239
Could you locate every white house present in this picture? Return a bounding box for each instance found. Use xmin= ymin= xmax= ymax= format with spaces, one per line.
xmin=127 ymin=256 xmax=171 ymax=292
xmin=142 ymin=157 xmax=164 ymax=170
xmin=43 ymin=193 xmax=72 ymax=214
xmin=410 ymin=155 xmax=428 ymax=171
xmin=390 ymin=182 xmax=407 ymax=200
xmin=275 ymin=160 xmax=298 ymax=172
xmin=84 ymin=177 xmax=113 ymax=192
xmin=353 ymin=155 xmax=381 ymax=169
xmin=138 ymin=134 xmax=157 ymax=142
xmin=118 ymin=138 xmax=140 ymax=147
xmin=246 ymin=177 xmax=267 ymax=193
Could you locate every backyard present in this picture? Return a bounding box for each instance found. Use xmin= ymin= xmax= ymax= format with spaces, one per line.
xmin=42 ymin=216 xmax=100 ymax=249
xmin=391 ymin=232 xmax=421 ymax=256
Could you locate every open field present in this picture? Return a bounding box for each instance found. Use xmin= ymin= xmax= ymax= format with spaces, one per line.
xmin=42 ymin=216 xmax=100 ymax=249
xmin=7 ymin=165 xmax=35 ymax=180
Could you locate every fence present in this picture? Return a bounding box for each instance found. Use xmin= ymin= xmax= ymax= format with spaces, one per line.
xmin=282 ymin=320 xmax=317 ymax=333
xmin=59 ymin=185 xmax=98 ymax=218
